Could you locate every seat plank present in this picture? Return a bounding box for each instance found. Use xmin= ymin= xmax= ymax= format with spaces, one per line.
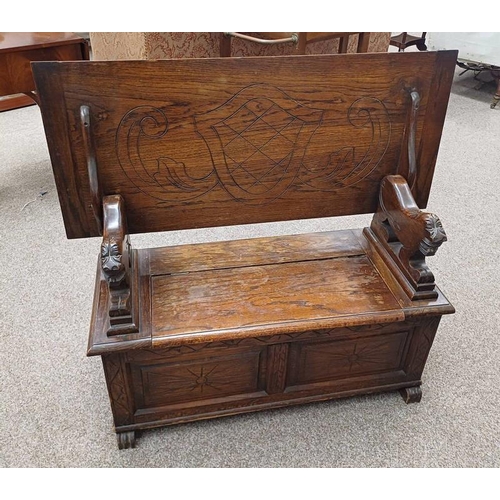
xmin=148 ymin=229 xmax=363 ymax=276
xmin=152 ymin=254 xmax=404 ymax=340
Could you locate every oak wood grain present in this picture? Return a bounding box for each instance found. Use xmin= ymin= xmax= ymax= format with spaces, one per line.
xmin=118 ymin=377 xmax=415 ymax=431
xmin=148 ymin=229 xmax=363 ymax=275
xmin=34 ymin=52 xmax=456 ymax=447
xmin=0 ymin=94 xmax=36 ymax=112
xmin=0 ymin=32 xmax=88 ymax=52
xmin=151 ymin=255 xmax=404 ymax=338
xmin=131 ymin=347 xmax=266 ymax=408
xmin=358 ymin=228 xmax=455 ymax=318
xmin=87 ymin=229 xmax=454 ymax=355
xmin=287 ymin=330 xmax=409 ymax=386
xmin=32 ymin=51 xmax=457 ymax=239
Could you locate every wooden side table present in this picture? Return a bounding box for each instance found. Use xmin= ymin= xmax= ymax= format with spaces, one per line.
xmin=0 ymin=32 xmax=89 ymax=112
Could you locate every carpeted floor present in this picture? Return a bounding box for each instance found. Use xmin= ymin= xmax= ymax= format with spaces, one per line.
xmin=0 ymin=66 xmax=499 ymax=468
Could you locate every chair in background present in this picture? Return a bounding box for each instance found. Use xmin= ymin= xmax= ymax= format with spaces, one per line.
xmin=390 ymin=32 xmax=427 ymax=52
xmin=220 ymin=32 xmax=371 ymax=57
xmin=89 ymin=32 xmax=391 ymax=61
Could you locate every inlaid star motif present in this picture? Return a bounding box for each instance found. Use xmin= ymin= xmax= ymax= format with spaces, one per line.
xmin=186 ymin=366 xmax=220 ymax=394
xmin=308 ymin=340 xmax=394 ymax=372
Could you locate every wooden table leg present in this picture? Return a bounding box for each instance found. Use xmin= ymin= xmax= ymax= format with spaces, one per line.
xmin=338 ymin=36 xmax=349 ymax=54
xmin=220 ymin=33 xmax=231 ymax=57
xmin=357 ymin=32 xmax=370 ymax=53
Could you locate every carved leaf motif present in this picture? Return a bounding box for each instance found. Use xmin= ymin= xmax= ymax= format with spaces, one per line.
xmin=425 ymin=214 xmax=445 ymax=239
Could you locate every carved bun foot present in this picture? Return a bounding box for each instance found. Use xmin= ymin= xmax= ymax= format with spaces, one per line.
xmin=117 ymin=431 xmax=136 ymax=450
xmin=400 ymin=386 xmax=422 ymax=404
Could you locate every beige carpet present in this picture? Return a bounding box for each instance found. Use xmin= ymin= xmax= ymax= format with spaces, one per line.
xmin=1 ymin=67 xmax=499 ymax=467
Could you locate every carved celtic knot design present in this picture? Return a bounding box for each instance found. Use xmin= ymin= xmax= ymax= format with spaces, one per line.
xmin=215 ymin=102 xmax=302 ymax=195
xmin=116 ymin=84 xmax=392 ymax=205
xmin=194 ymin=84 xmax=324 ymax=203
xmin=299 ymin=97 xmax=391 ymax=191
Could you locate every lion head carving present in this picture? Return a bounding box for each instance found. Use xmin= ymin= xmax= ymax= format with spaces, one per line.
xmin=419 ymin=214 xmax=447 ymax=256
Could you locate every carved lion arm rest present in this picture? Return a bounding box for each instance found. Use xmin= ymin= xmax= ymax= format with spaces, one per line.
xmin=101 ymin=195 xmax=137 ymax=335
xmin=370 ymin=175 xmax=447 ymax=299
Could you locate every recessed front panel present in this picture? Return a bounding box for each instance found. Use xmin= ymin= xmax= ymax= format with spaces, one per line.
xmin=131 ymin=348 xmax=266 ymax=410
xmin=287 ymin=330 xmax=410 ymax=387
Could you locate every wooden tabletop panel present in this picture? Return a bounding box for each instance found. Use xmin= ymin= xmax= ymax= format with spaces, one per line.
xmin=33 ymin=51 xmax=457 ymax=239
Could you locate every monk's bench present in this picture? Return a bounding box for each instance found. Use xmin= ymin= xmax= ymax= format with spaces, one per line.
xmin=33 ymin=50 xmax=456 ymax=449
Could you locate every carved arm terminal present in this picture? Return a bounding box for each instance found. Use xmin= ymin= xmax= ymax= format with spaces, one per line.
xmin=369 ymin=175 xmax=447 ymax=300
xmin=101 ymin=195 xmax=138 ymax=335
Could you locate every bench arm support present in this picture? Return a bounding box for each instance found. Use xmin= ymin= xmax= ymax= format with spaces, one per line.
xmin=370 ymin=175 xmax=447 ymax=299
xmin=101 ymin=195 xmax=137 ymax=335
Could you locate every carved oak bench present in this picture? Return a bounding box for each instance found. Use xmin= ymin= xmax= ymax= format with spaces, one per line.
xmin=33 ymin=51 xmax=456 ymax=449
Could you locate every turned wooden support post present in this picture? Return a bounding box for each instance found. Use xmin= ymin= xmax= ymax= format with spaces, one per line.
xmin=370 ymin=175 xmax=447 ymax=299
xmin=101 ymin=195 xmax=138 ymax=335
xmin=357 ymin=32 xmax=370 ymax=53
xmin=220 ymin=32 xmax=231 ymax=57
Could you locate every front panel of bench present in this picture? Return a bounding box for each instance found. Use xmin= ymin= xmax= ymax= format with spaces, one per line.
xmin=33 ymin=51 xmax=456 ymax=238
xmin=102 ymin=318 xmax=440 ymax=429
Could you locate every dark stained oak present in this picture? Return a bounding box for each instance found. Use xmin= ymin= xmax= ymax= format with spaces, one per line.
xmin=32 ymin=51 xmax=456 ymax=239
xmin=400 ymin=386 xmax=423 ymax=403
xmin=151 ymin=256 xmax=404 ymax=338
xmin=34 ymin=52 xmax=456 ymax=448
xmin=116 ymin=431 xmax=136 ymax=449
xmin=369 ymin=175 xmax=448 ymax=300
xmin=101 ymin=195 xmax=138 ymax=335
xmin=148 ymin=229 xmax=363 ymax=275
xmin=286 ymin=330 xmax=410 ymax=386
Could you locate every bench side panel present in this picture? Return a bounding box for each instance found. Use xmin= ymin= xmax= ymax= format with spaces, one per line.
xmin=33 ymin=51 xmax=456 ymax=238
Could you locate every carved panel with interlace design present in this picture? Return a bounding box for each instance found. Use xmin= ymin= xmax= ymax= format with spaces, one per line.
xmin=116 ymin=83 xmax=391 ymax=205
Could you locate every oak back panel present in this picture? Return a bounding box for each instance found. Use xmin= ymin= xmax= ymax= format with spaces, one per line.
xmin=32 ymin=51 xmax=456 ymax=238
